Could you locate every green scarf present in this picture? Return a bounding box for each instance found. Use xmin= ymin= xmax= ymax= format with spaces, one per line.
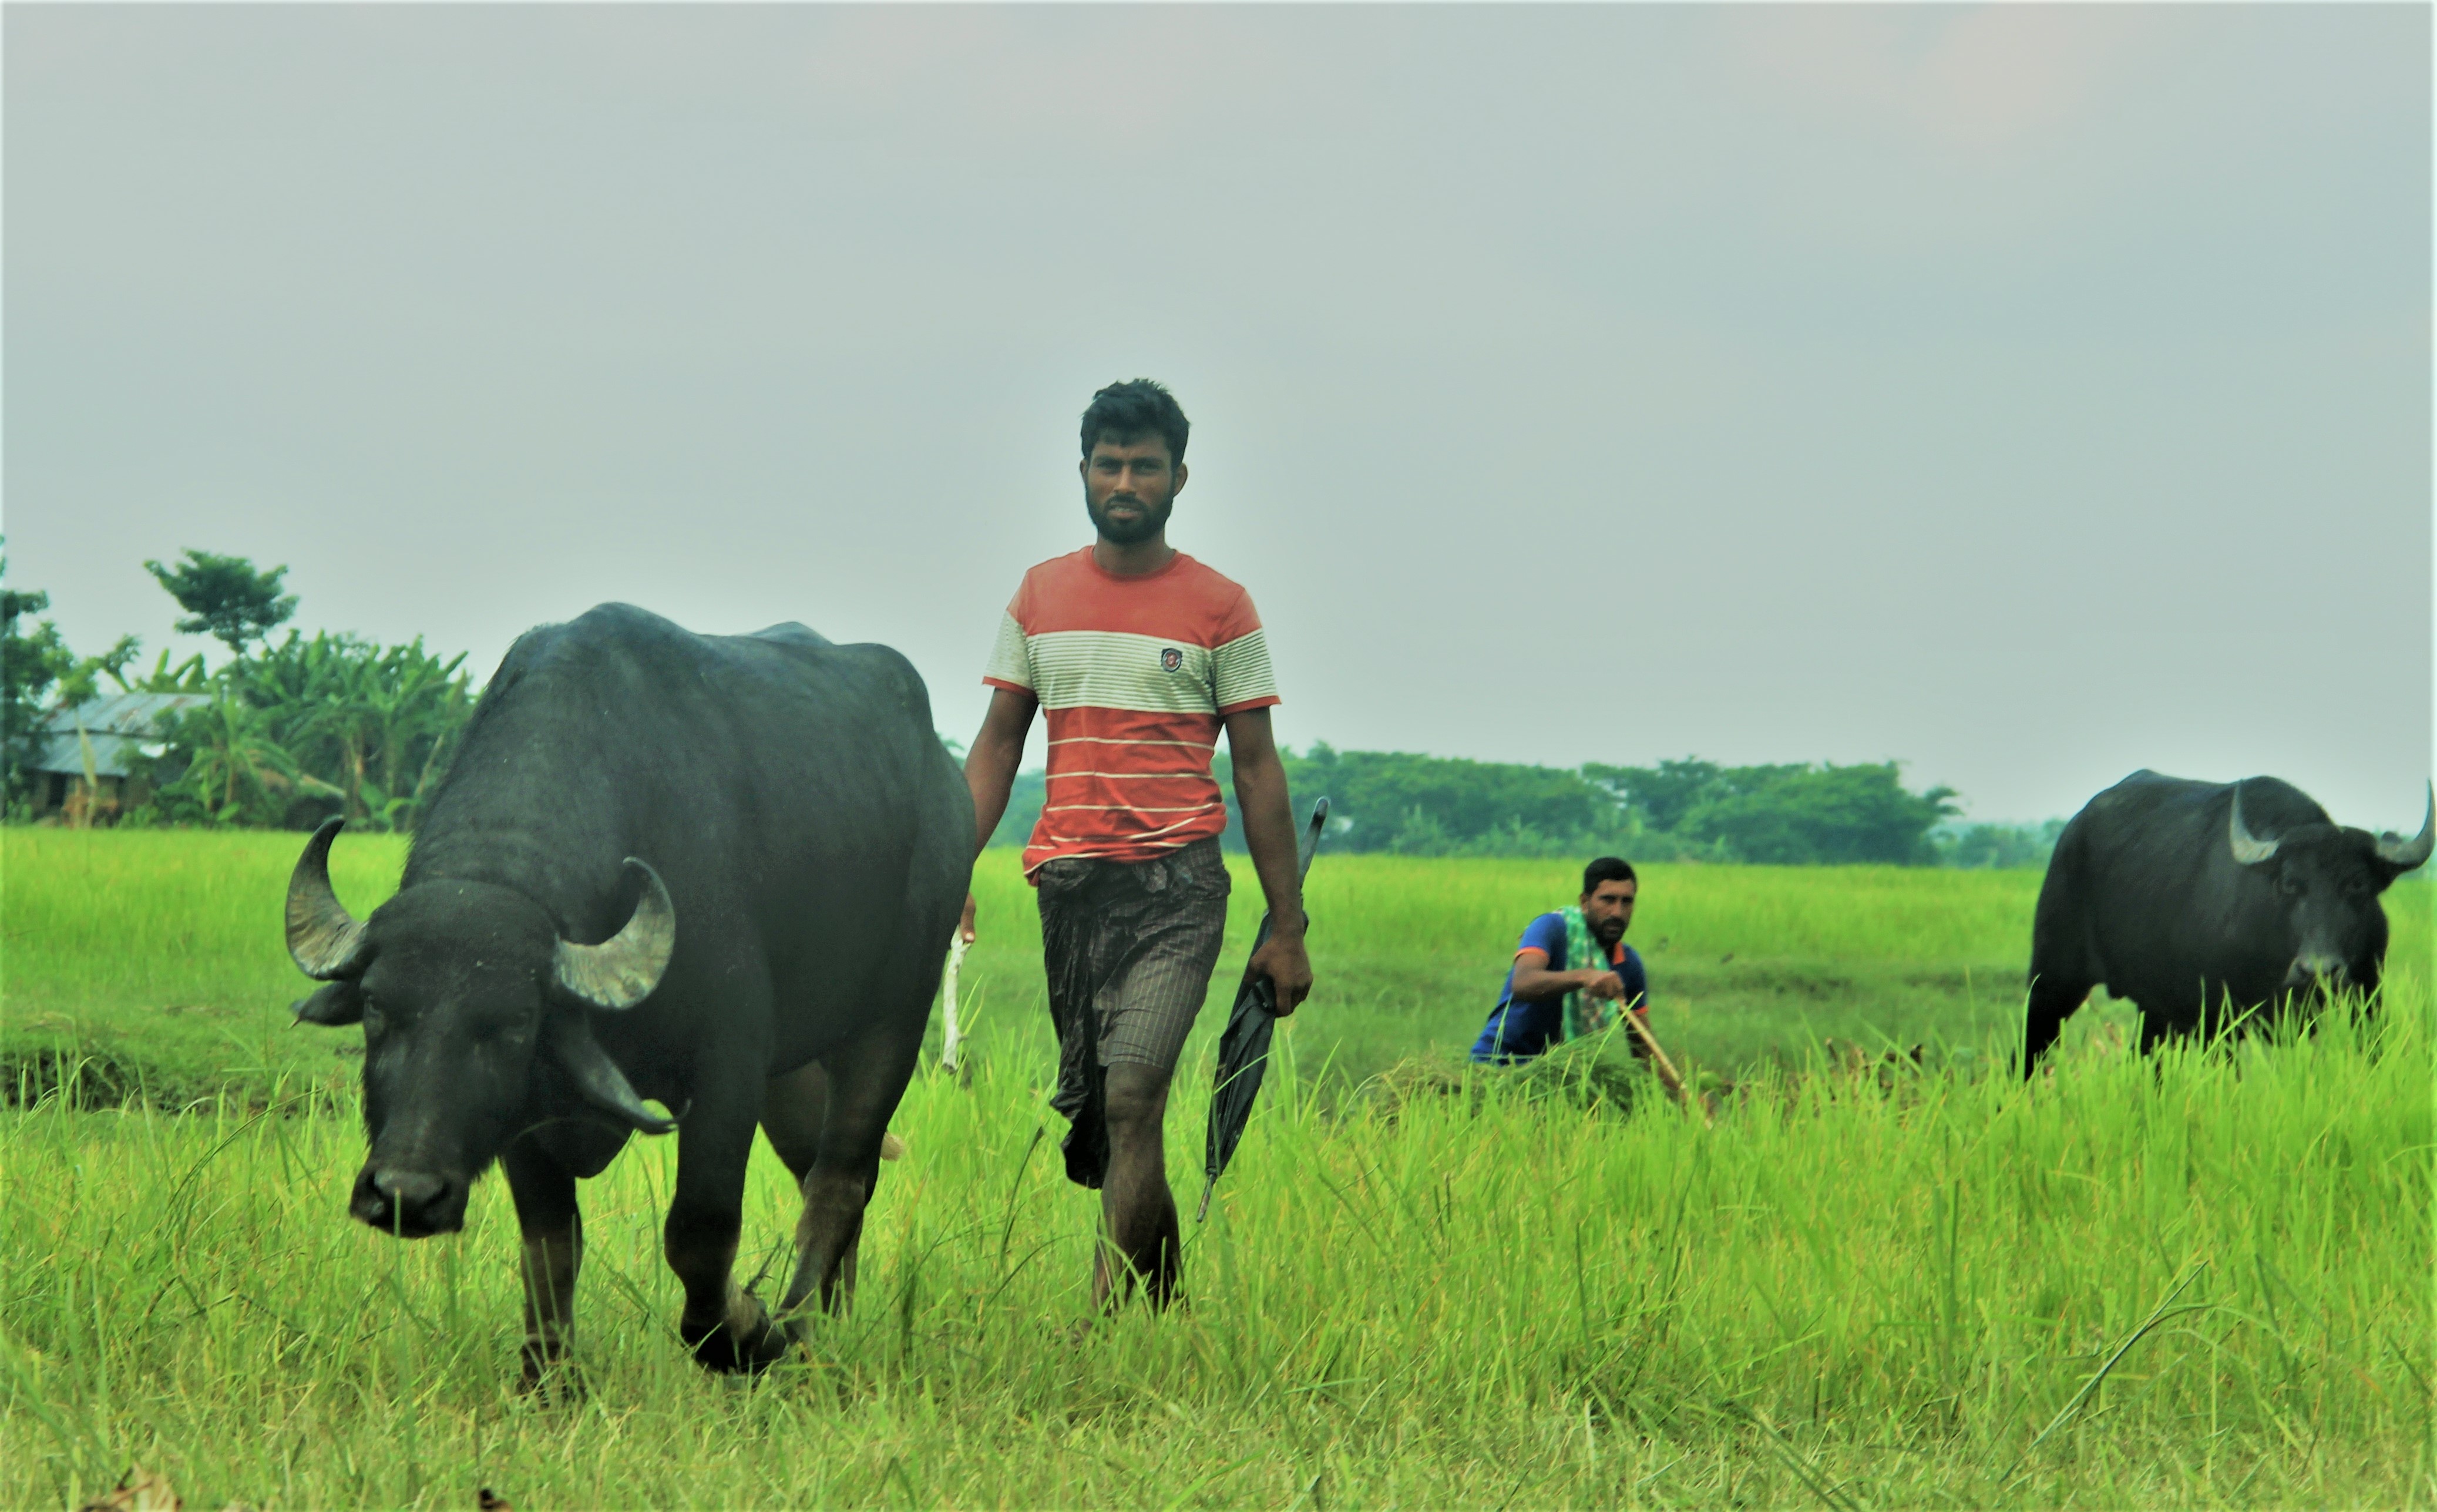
xmin=1559 ymin=905 xmax=1619 ymax=1042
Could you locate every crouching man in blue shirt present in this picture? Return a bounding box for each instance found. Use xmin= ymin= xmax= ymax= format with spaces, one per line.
xmin=1470 ymin=857 xmax=1651 ymax=1064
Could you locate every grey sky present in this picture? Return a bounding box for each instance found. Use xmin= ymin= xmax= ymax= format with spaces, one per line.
xmin=7 ymin=4 xmax=2428 ymax=827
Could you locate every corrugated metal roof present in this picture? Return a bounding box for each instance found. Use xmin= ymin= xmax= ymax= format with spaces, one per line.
xmin=33 ymin=694 xmax=214 ymax=777
xmin=42 ymin=692 xmax=214 ymax=737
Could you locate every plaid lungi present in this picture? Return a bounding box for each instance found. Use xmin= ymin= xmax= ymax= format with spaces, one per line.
xmin=1034 ymin=838 xmax=1231 ymax=1188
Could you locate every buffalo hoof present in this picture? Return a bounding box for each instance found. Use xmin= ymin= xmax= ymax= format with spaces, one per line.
xmin=516 ymin=1355 xmax=588 ymax=1406
xmin=685 ymin=1293 xmax=790 ymax=1375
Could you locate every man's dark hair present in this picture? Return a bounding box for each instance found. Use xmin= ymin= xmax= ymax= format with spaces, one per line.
xmin=1582 ymin=856 xmax=1637 ymax=894
xmin=1081 ymin=379 xmax=1189 ymax=465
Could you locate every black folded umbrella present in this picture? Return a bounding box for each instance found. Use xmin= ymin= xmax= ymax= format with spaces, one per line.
xmin=1195 ymin=797 xmax=1328 ymax=1222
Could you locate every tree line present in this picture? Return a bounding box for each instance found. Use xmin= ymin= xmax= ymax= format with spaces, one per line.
xmin=4 ymin=548 xmax=472 ymax=831
xmin=1000 ymin=748 xmax=2056 ymax=868
xmin=7 ymin=548 xmax=2056 ymax=865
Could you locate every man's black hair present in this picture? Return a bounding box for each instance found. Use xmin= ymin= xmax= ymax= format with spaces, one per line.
xmin=1582 ymin=856 xmax=1637 ymax=894
xmin=1081 ymin=379 xmax=1189 ymax=465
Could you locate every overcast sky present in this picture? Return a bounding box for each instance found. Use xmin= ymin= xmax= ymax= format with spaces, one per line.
xmin=7 ymin=5 xmax=2429 ymax=826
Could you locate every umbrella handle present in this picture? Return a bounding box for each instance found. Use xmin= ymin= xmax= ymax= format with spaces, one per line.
xmin=1295 ymin=798 xmax=1328 ymax=878
xmin=1239 ymin=797 xmax=1330 ymax=999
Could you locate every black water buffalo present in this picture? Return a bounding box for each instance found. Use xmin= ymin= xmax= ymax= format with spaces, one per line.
xmin=284 ymin=603 xmax=972 ymax=1381
xmin=2023 ymin=770 xmax=2432 ymax=1073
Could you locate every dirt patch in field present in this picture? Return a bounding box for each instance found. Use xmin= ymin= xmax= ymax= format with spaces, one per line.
xmin=1 ymin=1044 xmax=342 ymax=1112
xmin=6 ymin=1047 xmax=163 ymax=1109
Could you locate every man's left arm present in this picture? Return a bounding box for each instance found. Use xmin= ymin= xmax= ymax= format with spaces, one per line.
xmin=1225 ymin=705 xmax=1315 ymax=1015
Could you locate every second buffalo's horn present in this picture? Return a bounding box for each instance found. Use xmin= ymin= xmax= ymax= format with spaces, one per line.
xmin=2227 ymin=782 xmax=2281 ymax=866
xmin=549 ymin=1011 xmax=680 ymax=1135
xmin=2375 ymin=782 xmax=2436 ymax=870
xmin=287 ymin=817 xmax=371 ymax=979
xmin=552 ymin=858 xmax=677 ymax=1009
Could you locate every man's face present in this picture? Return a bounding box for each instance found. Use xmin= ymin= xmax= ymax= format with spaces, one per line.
xmin=1581 ymin=878 xmax=1637 ymax=946
xmin=1081 ymin=432 xmax=1185 ymax=546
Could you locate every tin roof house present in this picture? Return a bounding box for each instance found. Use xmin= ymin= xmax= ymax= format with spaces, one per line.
xmin=29 ymin=692 xmax=214 ymax=823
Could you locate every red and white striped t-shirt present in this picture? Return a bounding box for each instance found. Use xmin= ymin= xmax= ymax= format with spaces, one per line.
xmin=984 ymin=547 xmax=1279 ymax=876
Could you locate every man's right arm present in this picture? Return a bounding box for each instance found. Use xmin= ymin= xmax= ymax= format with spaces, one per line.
xmin=959 ymin=686 xmax=1038 ymax=940
xmin=1510 ymin=949 xmax=1626 ymax=1003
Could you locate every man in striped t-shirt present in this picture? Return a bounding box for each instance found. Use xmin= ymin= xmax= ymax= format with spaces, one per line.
xmin=963 ymin=378 xmax=1314 ymax=1309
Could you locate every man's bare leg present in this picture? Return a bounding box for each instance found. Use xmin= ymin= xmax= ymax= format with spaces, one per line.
xmin=1094 ymin=1061 xmax=1181 ymax=1309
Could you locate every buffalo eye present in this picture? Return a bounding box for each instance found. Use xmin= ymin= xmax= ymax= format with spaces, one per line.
xmin=2277 ymin=873 xmax=2305 ymax=898
xmin=472 ymin=1015 xmax=533 ymax=1048
xmin=361 ymin=1001 xmax=386 ymax=1036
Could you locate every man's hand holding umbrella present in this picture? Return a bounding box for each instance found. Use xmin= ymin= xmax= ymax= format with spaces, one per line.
xmin=1246 ymin=923 xmax=1313 ymax=1016
xmin=1229 ymin=704 xmax=1315 ymax=1019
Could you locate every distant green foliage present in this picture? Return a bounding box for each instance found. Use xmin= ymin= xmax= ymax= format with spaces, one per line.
xmin=1 ymin=550 xmax=77 ymax=808
xmin=1591 ymin=758 xmax=1963 ymax=866
xmin=987 ymin=742 xmax=1987 ymax=865
xmin=142 ymin=549 xmax=298 ymax=655
xmin=1286 ymin=744 xmax=1610 ymax=849
xmin=11 ymin=550 xmax=475 ymax=831
xmin=49 ymin=636 xmax=146 ymax=714
xmin=117 ymin=648 xmax=213 ymax=695
xmin=986 ymin=768 xmax=1047 ymax=849
xmin=1219 ymin=747 xmax=1964 ymax=865
xmin=37 ymin=555 xmax=2008 ymax=858
xmin=148 ymin=695 xmax=328 ymax=828
xmin=1583 ymin=756 xmax=1723 ymax=833
xmin=1936 ymin=818 xmax=2068 ymax=871
xmin=139 ymin=630 xmax=472 ymax=831
xmin=1206 ymin=743 xmax=1658 ymax=859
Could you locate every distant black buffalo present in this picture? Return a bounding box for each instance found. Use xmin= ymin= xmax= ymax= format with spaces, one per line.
xmin=2023 ymin=770 xmax=2432 ymax=1073
xmin=285 ymin=604 xmax=971 ymax=1382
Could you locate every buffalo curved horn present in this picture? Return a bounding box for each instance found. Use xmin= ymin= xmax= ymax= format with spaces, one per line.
xmin=549 ymin=1012 xmax=680 ymax=1135
xmin=552 ymin=858 xmax=675 ymax=1010
xmin=2375 ymin=782 xmax=2436 ymax=870
xmin=2227 ymin=782 xmax=2281 ymax=866
xmin=287 ymin=817 xmax=371 ymax=979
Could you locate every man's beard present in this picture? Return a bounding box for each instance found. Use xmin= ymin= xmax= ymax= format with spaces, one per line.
xmin=1593 ymin=918 xmax=1627 ymax=946
xmin=1088 ymin=493 xmax=1173 ymax=546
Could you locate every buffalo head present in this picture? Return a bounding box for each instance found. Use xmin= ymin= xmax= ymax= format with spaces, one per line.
xmin=285 ymin=818 xmax=678 ymax=1238
xmin=2228 ymin=781 xmax=2432 ymax=994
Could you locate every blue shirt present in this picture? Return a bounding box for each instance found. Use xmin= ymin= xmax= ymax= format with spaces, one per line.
xmin=1469 ymin=911 xmax=1650 ymax=1064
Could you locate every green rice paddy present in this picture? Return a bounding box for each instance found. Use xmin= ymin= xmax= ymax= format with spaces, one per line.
xmin=2 ymin=830 xmax=2429 ymax=1507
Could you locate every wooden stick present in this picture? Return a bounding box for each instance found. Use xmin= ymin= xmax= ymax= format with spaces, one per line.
xmin=1622 ymin=1009 xmax=1711 ymax=1125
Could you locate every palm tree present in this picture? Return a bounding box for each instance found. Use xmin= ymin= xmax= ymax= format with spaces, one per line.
xmin=253 ymin=632 xmax=472 ymax=830
xmin=169 ymin=696 xmax=337 ymax=825
xmin=297 ymin=650 xmax=379 ymax=821
xmin=150 ymin=627 xmax=475 ymax=830
xmin=362 ymin=639 xmax=471 ymax=828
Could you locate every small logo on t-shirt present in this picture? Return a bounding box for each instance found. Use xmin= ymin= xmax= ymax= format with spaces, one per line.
xmin=1159 ymin=647 xmax=1184 ymax=672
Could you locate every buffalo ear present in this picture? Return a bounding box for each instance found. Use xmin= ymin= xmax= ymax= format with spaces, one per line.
xmin=292 ymin=981 xmax=364 ymax=1027
xmin=547 ymin=1010 xmax=681 ymax=1135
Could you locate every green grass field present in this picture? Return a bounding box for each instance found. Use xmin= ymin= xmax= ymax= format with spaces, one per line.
xmin=3 ymin=831 xmax=2431 ymax=1507
xmin=29 ymin=829 xmax=2406 ymax=1101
